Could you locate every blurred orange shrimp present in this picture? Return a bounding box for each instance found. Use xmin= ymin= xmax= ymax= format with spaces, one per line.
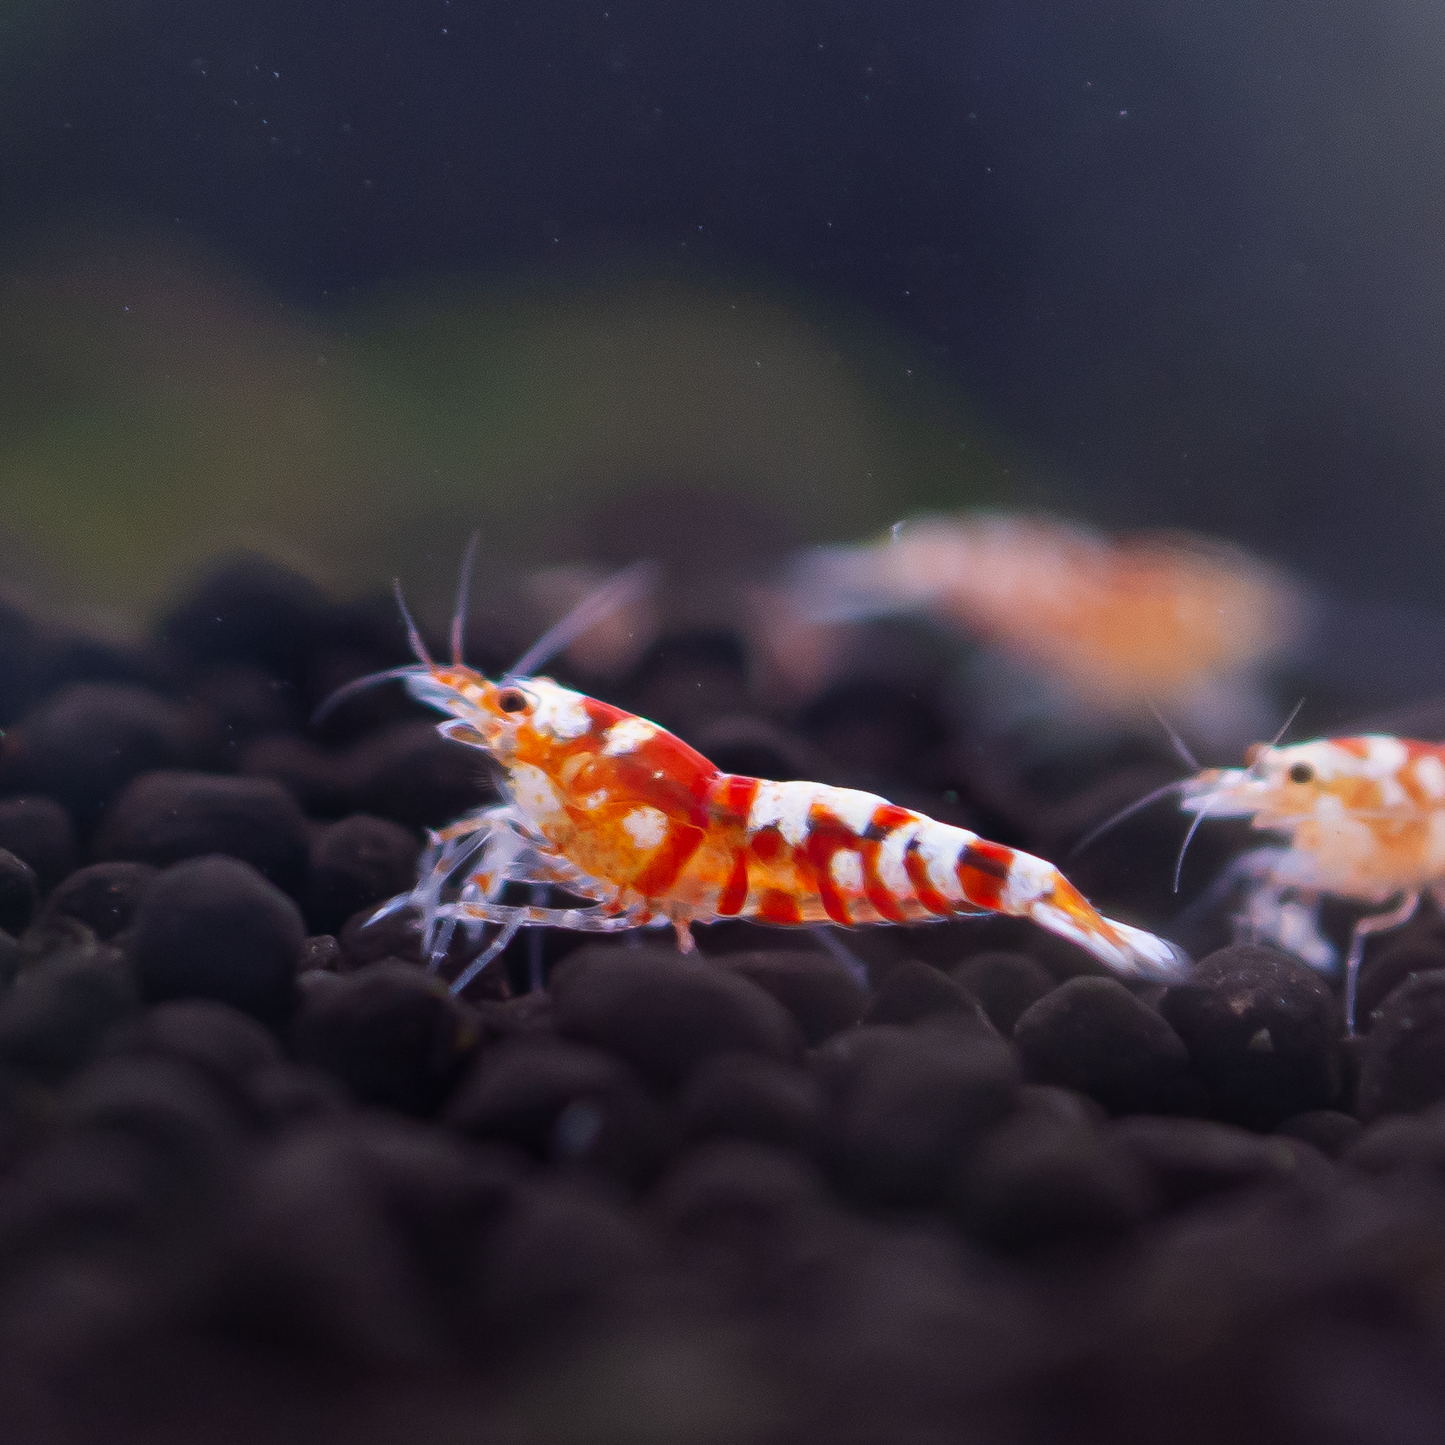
xmin=781 ymin=512 xmax=1310 ymax=745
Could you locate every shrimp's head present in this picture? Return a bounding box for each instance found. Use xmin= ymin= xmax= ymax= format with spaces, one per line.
xmin=1180 ymin=735 xmax=1417 ymax=833
xmin=406 ymin=667 xmax=600 ymax=766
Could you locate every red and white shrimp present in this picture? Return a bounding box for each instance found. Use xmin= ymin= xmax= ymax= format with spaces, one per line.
xmin=334 ymin=562 xmax=1190 ymax=994
xmin=1177 ymin=734 xmax=1445 ymax=1031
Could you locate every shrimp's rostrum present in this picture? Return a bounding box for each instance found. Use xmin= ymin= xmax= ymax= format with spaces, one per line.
xmin=1180 ymin=734 xmax=1445 ymax=1030
xmin=381 ymin=660 xmax=1189 ymax=988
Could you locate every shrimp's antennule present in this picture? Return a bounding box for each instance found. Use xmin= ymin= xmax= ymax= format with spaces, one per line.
xmin=451 ymin=530 xmax=483 ymax=666
xmin=310 ymin=579 xmax=436 ymax=727
xmin=394 ymin=579 xmax=434 ymax=669
xmin=1068 ymin=778 xmax=1189 ymax=859
xmin=311 ymin=664 xmax=430 ymax=725
xmin=506 ymin=559 xmax=659 ymax=681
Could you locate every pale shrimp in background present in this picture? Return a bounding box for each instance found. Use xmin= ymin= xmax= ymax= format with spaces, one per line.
xmin=320 ymin=548 xmax=1191 ymax=995
xmin=1175 ymin=734 xmax=1445 ymax=1033
xmin=779 ymin=512 xmax=1311 ymax=749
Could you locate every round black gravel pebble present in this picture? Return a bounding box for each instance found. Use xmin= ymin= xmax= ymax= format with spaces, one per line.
xmin=446 ymin=1036 xmax=672 ymax=1185
xmin=305 ymin=815 xmax=419 ymax=936
xmin=0 ymin=945 xmax=140 ymax=1083
xmin=1342 ymin=1106 xmax=1445 ymax=1177
xmin=483 ymin=1176 xmax=655 ymax=1343
xmin=0 ymin=850 xmax=38 ymax=937
xmin=447 ymin=1037 xmax=632 ymax=1147
xmin=41 ymin=860 xmax=159 ymax=941
xmin=654 ymin=1138 xmax=828 ymax=1241
xmin=298 ymin=934 xmax=343 ymax=973
xmin=0 ymin=683 xmax=187 ymax=825
xmin=217 ymin=1117 xmax=522 ymax=1365
xmin=0 ymin=796 xmax=77 ymax=894
xmin=1160 ymin=944 xmax=1342 ymax=1130
xmin=953 ymin=1104 xmax=1158 ymax=1251
xmin=159 ymin=552 xmax=327 ymax=682
xmin=1013 ymin=976 xmax=1199 ymax=1116
xmin=93 ymin=771 xmax=310 ymax=898
xmin=101 ymin=999 xmax=345 ymax=1137
xmin=679 ymin=1051 xmax=825 ymax=1156
xmin=551 ymin=945 xmax=803 ymax=1087
xmin=948 ymin=951 xmax=1056 ymax=1035
xmin=238 ymin=734 xmax=355 ymax=818
xmin=128 ymin=855 xmax=305 ymax=1028
xmin=1355 ymin=939 xmax=1445 ymax=1033
xmin=291 ymin=962 xmax=479 ymax=1116
xmin=103 ymin=998 xmax=280 ymax=1084
xmin=714 ymin=949 xmax=869 ymax=1045
xmin=1109 ymin=1115 xmax=1324 ymax=1209
xmin=863 ymin=958 xmax=995 ymax=1030
xmin=1274 ymin=1109 xmax=1363 ymax=1159
xmin=814 ymin=1024 xmax=1018 ymax=1206
xmin=1355 ymin=971 xmax=1445 ymax=1122
xmin=349 ymin=721 xmax=495 ymax=829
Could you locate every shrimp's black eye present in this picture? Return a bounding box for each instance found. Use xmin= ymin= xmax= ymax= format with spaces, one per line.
xmin=1288 ymin=762 xmax=1314 ymax=784
xmin=497 ymin=687 xmax=529 ymax=714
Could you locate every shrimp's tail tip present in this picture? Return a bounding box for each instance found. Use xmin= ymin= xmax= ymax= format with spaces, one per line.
xmin=1110 ymin=920 xmax=1193 ymax=981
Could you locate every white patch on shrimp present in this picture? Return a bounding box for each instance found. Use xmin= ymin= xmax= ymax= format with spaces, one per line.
xmin=581 ymin=790 xmax=610 ymax=810
xmin=819 ymin=786 xmax=888 ymax=837
xmin=1416 ymin=754 xmax=1445 ymax=800
xmin=621 ymin=805 xmax=669 ymax=851
xmin=1000 ymin=850 xmax=1056 ymax=910
xmin=1378 ymin=773 xmax=1410 ymax=808
xmin=602 ymin=717 xmax=658 ymax=755
xmin=829 ymin=849 xmax=864 ymax=892
xmin=915 ymin=821 xmax=970 ymax=904
xmin=507 ymin=763 xmax=567 ymax=823
xmin=875 ymin=820 xmax=921 ymax=901
xmin=747 ymin=780 xmax=821 ymax=848
xmin=529 ymin=683 xmax=594 ymax=741
xmin=1360 ymin=735 xmax=1409 ymax=778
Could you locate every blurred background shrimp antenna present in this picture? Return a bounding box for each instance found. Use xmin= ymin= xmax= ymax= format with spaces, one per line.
xmin=1148 ymin=699 xmax=1200 ymax=770
xmin=506 ymin=559 xmax=660 ymax=680
xmin=1068 ymin=778 xmax=1189 ymax=859
xmin=1270 ymin=697 xmax=1307 ymax=748
xmin=450 ymin=530 xmax=483 ymax=666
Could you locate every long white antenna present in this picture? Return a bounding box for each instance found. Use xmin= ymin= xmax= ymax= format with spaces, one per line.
xmin=507 ymin=559 xmax=659 ymax=680
xmin=450 ymin=530 xmax=483 ymax=666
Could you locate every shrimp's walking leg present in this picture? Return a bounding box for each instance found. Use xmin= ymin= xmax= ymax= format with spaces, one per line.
xmin=448 ymin=913 xmax=527 ymax=996
xmin=1343 ymin=891 xmax=1420 ymax=1036
xmin=440 ymin=898 xmax=654 ymax=933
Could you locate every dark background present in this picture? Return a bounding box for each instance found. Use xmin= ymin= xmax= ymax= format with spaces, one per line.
xmin=3 ymin=0 xmax=1443 ymax=608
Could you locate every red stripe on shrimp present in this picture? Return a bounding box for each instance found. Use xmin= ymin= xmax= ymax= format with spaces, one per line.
xmin=715 ymin=848 xmax=750 ymax=916
xmin=802 ymin=819 xmax=859 ymax=926
xmin=956 ymin=839 xmax=1013 ymax=911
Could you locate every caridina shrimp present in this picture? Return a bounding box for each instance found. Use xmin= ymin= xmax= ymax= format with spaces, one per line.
xmin=319 ymin=543 xmax=1191 ymax=994
xmin=780 ymin=512 xmax=1310 ymax=750
xmin=1167 ymin=734 xmax=1445 ymax=1034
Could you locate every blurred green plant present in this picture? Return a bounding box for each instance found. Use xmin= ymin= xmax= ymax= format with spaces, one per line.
xmin=0 ymin=227 xmax=1018 ymax=623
